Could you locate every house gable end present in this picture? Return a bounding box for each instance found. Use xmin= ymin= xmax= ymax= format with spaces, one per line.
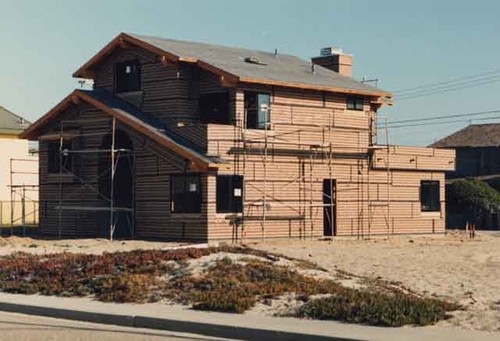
xmin=20 ymin=90 xmax=217 ymax=171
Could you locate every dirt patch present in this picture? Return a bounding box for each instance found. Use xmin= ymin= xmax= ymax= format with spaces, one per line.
xmin=254 ymin=230 xmax=500 ymax=331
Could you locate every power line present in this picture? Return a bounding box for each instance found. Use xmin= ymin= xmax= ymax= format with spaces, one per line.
xmin=392 ymin=68 xmax=500 ymax=94
xmin=395 ymin=75 xmax=500 ymax=101
xmin=380 ymin=115 xmax=500 ymax=130
xmin=386 ymin=109 xmax=500 ymax=125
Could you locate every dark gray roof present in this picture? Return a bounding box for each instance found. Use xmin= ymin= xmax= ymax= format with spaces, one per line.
xmin=79 ymin=89 xmax=225 ymax=164
xmin=129 ymin=33 xmax=387 ymax=96
xmin=0 ymin=106 xmax=30 ymax=135
xmin=430 ymin=124 xmax=500 ymax=148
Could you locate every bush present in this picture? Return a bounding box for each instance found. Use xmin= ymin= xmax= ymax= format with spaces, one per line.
xmin=168 ymin=259 xmax=342 ymax=313
xmin=295 ymin=291 xmax=460 ymax=327
xmin=447 ymin=179 xmax=500 ymax=212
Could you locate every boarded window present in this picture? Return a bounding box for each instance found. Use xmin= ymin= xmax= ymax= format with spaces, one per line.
xmin=347 ymin=97 xmax=364 ymax=111
xmin=216 ymin=175 xmax=243 ymax=213
xmin=199 ymin=92 xmax=230 ymax=124
xmin=245 ymin=92 xmax=270 ymax=129
xmin=48 ymin=141 xmax=73 ymax=174
xmin=171 ymin=175 xmax=202 ymax=213
xmin=115 ymin=60 xmax=141 ymax=93
xmin=420 ymin=180 xmax=440 ymax=212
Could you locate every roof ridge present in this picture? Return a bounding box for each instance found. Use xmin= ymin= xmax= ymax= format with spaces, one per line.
xmin=127 ymin=32 xmax=298 ymax=59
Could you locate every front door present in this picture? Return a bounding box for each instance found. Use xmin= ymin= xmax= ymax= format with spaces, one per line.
xmin=323 ymin=179 xmax=336 ymax=237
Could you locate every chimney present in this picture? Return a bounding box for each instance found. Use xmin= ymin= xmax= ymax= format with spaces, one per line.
xmin=311 ymin=47 xmax=352 ymax=77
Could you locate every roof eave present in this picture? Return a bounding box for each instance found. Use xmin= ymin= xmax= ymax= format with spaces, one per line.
xmin=239 ymin=76 xmax=391 ymax=98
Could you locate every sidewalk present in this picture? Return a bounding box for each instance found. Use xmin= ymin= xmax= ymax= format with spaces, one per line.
xmin=0 ymin=293 xmax=496 ymax=341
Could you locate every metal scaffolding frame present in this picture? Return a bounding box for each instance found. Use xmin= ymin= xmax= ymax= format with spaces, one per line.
xmin=234 ymin=102 xmax=392 ymax=242
xmin=6 ymin=158 xmax=39 ymax=235
xmin=54 ymin=116 xmax=136 ymax=241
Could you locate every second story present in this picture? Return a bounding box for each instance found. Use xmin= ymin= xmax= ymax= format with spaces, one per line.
xmin=431 ymin=123 xmax=500 ymax=178
xmin=71 ymin=33 xmax=391 ymax=156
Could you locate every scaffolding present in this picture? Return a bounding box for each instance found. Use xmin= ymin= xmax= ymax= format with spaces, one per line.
xmin=230 ymin=98 xmax=396 ymax=242
xmin=231 ymin=100 xmax=394 ymax=242
xmin=54 ymin=117 xmax=135 ymax=241
xmin=5 ymin=158 xmax=39 ymax=236
xmin=46 ymin=95 xmax=391 ymax=242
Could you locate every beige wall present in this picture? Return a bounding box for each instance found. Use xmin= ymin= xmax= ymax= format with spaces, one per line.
xmin=0 ymin=137 xmax=38 ymax=226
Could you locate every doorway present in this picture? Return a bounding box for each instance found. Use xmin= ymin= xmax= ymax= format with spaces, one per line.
xmin=323 ymin=179 xmax=336 ymax=237
xmin=98 ymin=130 xmax=135 ymax=239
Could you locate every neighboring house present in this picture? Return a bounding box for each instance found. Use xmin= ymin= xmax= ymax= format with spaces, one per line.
xmin=21 ymin=33 xmax=455 ymax=241
xmin=0 ymin=107 xmax=38 ymax=227
xmin=431 ymin=123 xmax=500 ymax=229
xmin=430 ymin=124 xmax=500 ymax=181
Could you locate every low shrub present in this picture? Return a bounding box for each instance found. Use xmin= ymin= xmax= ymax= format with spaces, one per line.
xmin=294 ymin=291 xmax=460 ymax=327
xmin=0 ymin=246 xmax=460 ymax=327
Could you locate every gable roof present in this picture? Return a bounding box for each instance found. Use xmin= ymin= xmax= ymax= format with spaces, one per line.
xmin=73 ymin=33 xmax=391 ymax=98
xmin=0 ymin=106 xmax=30 ymax=136
xmin=430 ymin=123 xmax=500 ymax=148
xmin=20 ymin=89 xmax=225 ymax=170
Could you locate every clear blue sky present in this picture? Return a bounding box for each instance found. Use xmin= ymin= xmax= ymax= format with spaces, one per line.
xmin=1 ymin=0 xmax=499 ymax=145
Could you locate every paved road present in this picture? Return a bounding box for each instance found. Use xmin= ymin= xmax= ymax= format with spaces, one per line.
xmin=0 ymin=311 xmax=226 ymax=341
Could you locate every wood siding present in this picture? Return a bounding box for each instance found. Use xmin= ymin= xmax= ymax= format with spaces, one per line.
xmin=36 ymin=43 xmax=455 ymax=241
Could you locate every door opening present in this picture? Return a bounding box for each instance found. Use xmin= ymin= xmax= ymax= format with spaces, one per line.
xmin=323 ymin=179 xmax=336 ymax=237
xmin=99 ymin=130 xmax=135 ymax=239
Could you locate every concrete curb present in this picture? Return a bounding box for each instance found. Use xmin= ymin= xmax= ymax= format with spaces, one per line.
xmin=0 ymin=301 xmax=359 ymax=341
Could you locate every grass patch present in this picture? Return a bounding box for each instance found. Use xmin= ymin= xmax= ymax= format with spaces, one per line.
xmin=0 ymin=246 xmax=460 ymax=326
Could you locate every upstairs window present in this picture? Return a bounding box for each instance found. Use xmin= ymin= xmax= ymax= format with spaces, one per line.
xmin=171 ymin=175 xmax=202 ymax=213
xmin=245 ymin=92 xmax=270 ymax=129
xmin=199 ymin=92 xmax=230 ymax=124
xmin=216 ymin=175 xmax=243 ymax=213
xmin=347 ymin=97 xmax=364 ymax=111
xmin=115 ymin=60 xmax=141 ymax=93
xmin=420 ymin=180 xmax=440 ymax=212
xmin=48 ymin=141 xmax=73 ymax=174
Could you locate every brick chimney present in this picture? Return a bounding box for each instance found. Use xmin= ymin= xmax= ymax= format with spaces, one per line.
xmin=311 ymin=47 xmax=352 ymax=77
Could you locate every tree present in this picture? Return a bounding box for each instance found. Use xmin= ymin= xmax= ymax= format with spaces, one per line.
xmin=447 ymin=179 xmax=500 ymax=222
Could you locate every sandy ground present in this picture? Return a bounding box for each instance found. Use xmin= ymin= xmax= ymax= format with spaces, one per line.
xmin=253 ymin=230 xmax=500 ymax=332
xmin=0 ymin=236 xmax=205 ymax=255
xmin=1 ymin=232 xmax=500 ymax=333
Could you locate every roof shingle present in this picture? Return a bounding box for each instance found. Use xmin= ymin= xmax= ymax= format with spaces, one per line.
xmin=430 ymin=123 xmax=500 ymax=148
xmin=130 ymin=33 xmax=386 ymax=96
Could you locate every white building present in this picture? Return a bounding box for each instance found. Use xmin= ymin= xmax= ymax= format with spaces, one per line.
xmin=0 ymin=106 xmax=38 ymax=227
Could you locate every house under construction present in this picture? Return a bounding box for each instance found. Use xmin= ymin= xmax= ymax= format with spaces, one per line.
xmin=21 ymin=33 xmax=455 ymax=241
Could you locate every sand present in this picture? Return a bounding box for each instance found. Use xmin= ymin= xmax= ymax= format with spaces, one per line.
xmin=253 ymin=230 xmax=500 ymax=332
xmin=1 ymin=231 xmax=499 ymax=332
xmin=0 ymin=236 xmax=203 ymax=255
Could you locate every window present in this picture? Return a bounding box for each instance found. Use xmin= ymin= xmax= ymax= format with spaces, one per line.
xmin=48 ymin=141 xmax=73 ymax=174
xmin=347 ymin=97 xmax=364 ymax=111
xmin=115 ymin=60 xmax=141 ymax=93
xmin=420 ymin=180 xmax=440 ymax=212
xmin=171 ymin=175 xmax=202 ymax=213
xmin=199 ymin=92 xmax=230 ymax=124
xmin=216 ymin=175 xmax=243 ymax=213
xmin=245 ymin=92 xmax=270 ymax=129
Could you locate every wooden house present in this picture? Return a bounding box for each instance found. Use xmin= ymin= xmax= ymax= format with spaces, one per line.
xmin=431 ymin=123 xmax=500 ymax=229
xmin=431 ymin=124 xmax=500 ymax=181
xmin=21 ymin=33 xmax=455 ymax=241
